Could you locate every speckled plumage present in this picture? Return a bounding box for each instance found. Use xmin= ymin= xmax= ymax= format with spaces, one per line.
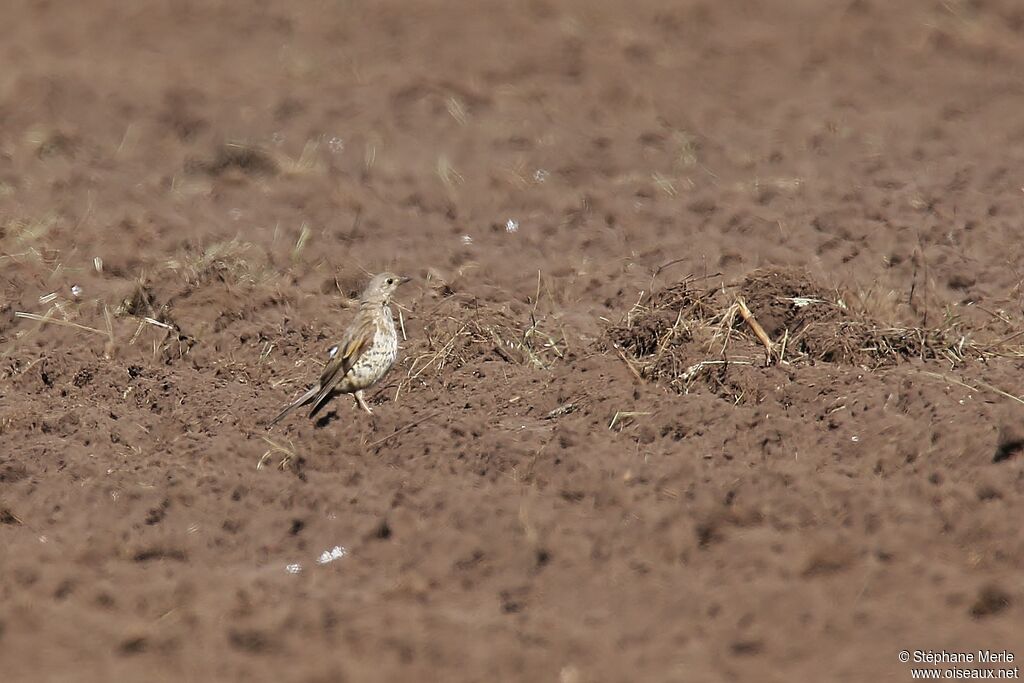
xmin=331 ymin=311 xmax=398 ymax=393
xmin=268 ymin=272 xmax=409 ymax=427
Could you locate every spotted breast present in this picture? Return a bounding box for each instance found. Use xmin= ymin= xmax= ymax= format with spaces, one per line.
xmin=336 ymin=305 xmax=399 ymax=392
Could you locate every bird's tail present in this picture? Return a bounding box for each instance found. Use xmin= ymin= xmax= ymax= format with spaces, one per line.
xmin=267 ymin=385 xmax=320 ymax=428
xmin=306 ymin=386 xmax=336 ymax=420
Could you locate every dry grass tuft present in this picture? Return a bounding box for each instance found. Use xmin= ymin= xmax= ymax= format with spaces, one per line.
xmin=275 ymin=138 xmax=324 ymax=176
xmin=609 ymin=267 xmax=1024 ymax=396
xmin=394 ymin=291 xmax=569 ymax=401
xmin=165 ymin=239 xmax=275 ymax=288
xmin=187 ymin=142 xmax=279 ymax=177
xmin=186 ymin=138 xmax=332 ymax=179
xmin=258 ymin=435 xmax=302 ymax=472
xmin=2 ymin=214 xmax=60 ymax=249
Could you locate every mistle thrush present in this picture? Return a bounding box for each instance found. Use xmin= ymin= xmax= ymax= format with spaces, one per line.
xmin=268 ymin=272 xmax=410 ymax=426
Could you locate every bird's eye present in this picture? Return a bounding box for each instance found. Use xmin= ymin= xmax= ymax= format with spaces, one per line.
xmin=386 ymin=278 xmax=394 ymax=285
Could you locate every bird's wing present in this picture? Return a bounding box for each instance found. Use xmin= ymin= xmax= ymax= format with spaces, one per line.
xmin=307 ymin=314 xmax=377 ymax=416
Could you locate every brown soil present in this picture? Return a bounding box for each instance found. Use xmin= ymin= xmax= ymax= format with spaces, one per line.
xmin=2 ymin=0 xmax=1023 ymax=680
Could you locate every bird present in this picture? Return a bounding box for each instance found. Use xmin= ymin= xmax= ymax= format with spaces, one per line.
xmin=268 ymin=272 xmax=410 ymax=427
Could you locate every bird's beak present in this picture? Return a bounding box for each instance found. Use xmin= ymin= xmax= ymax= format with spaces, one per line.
xmin=399 ymin=276 xmax=412 ymax=285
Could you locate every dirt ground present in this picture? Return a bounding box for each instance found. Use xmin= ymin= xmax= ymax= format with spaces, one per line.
xmin=2 ymin=0 xmax=1024 ymax=680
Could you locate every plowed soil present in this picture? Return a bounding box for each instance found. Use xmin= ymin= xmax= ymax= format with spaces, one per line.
xmin=2 ymin=0 xmax=1023 ymax=681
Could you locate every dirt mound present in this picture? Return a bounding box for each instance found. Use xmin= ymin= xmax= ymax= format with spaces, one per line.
xmin=609 ymin=267 xmax=1012 ymax=398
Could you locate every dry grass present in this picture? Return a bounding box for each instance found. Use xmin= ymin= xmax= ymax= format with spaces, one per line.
xmin=186 ymin=142 xmax=279 ymax=177
xmin=258 ymin=435 xmax=301 ymax=471
xmin=394 ymin=277 xmax=570 ymax=401
xmin=4 ymin=255 xmax=204 ymax=364
xmin=3 ymin=213 xmax=60 ymax=247
xmin=165 ymin=238 xmax=276 ymax=288
xmin=276 ymin=139 xmax=324 ymax=176
xmin=187 ymin=138 xmax=333 ymax=180
xmin=289 ymin=222 xmax=314 ymax=263
xmin=394 ymin=303 xmax=567 ymax=398
xmin=10 ymin=307 xmax=185 ymax=368
xmin=609 ymin=268 xmax=1024 ymax=395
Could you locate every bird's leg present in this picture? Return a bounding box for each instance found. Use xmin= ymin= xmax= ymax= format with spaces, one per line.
xmin=354 ymin=390 xmax=374 ymax=414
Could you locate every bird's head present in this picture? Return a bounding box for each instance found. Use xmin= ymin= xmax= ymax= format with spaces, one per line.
xmin=362 ymin=271 xmax=411 ymax=304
